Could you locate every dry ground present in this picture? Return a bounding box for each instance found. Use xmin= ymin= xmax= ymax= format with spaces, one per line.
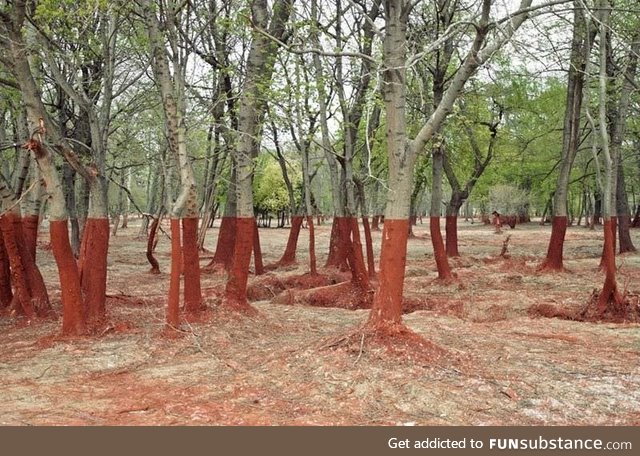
xmin=1 ymin=219 xmax=639 ymax=425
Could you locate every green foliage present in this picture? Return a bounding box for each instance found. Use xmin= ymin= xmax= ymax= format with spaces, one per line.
xmin=252 ymin=153 xmax=301 ymax=214
xmin=34 ymin=0 xmax=109 ymax=44
xmin=487 ymin=184 xmax=530 ymax=214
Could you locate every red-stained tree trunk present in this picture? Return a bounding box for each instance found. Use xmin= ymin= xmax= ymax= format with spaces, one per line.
xmin=0 ymin=214 xmax=36 ymax=319
xmin=253 ymin=219 xmax=264 ymax=275
xmin=599 ymin=217 xmax=616 ymax=268
xmin=22 ymin=215 xmax=39 ymax=261
xmin=78 ymin=217 xmax=110 ymax=322
xmin=370 ymin=219 xmax=409 ymax=325
xmin=275 ymin=215 xmax=303 ymax=266
xmin=144 ymin=0 xmax=204 ymax=326
xmin=326 ymin=217 xmax=351 ymax=270
xmin=541 ymin=216 xmax=568 ymax=271
xmin=50 ymin=220 xmax=85 ymax=335
xmin=182 ymin=217 xmax=203 ymax=312
xmin=598 ymin=219 xmax=622 ymax=312
xmin=430 ymin=216 xmax=453 ymax=280
xmin=362 ymin=216 xmax=376 ymax=279
xmin=307 ymin=215 xmax=317 ymax=275
xmin=0 ymin=173 xmax=50 ymax=317
xmin=0 ymin=232 xmax=12 ymax=308
xmin=3 ymin=6 xmax=85 ymax=335
xmin=224 ymin=217 xmax=256 ymax=312
xmin=445 ymin=216 xmax=459 ymax=257
xmin=223 ymin=0 xmax=293 ymax=312
xmin=347 ymin=218 xmax=370 ymax=290
xmin=12 ymin=215 xmax=49 ymax=316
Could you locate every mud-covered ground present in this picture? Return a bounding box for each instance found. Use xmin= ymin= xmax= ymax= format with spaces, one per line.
xmin=1 ymin=219 xmax=639 ymax=425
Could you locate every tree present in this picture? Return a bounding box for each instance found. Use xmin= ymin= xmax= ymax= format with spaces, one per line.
xmin=539 ymin=0 xmax=597 ymax=272
xmin=223 ymin=0 xmax=294 ymax=312
xmin=443 ymin=97 xmax=502 ymax=256
xmin=142 ymin=0 xmax=203 ymax=326
xmin=1 ymin=1 xmax=88 ymax=335
xmin=368 ymin=0 xmax=533 ymax=328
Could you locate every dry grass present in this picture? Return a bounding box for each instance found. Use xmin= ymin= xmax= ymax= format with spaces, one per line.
xmin=0 ymin=219 xmax=639 ymax=425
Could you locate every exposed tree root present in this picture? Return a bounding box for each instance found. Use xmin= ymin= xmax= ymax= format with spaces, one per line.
xmin=263 ymin=261 xmax=298 ymax=272
xmin=203 ymin=261 xmax=227 ymax=274
xmin=536 ymin=262 xmax=570 ymax=274
xmin=527 ymin=303 xmax=576 ymax=320
xmin=528 ymin=291 xmax=640 ymax=323
xmin=576 ymin=289 xmax=640 ymax=323
xmin=274 ymin=281 xmax=374 ymax=310
xmin=402 ymin=296 xmax=465 ymax=317
xmin=247 ymin=270 xmax=350 ymax=301
xmin=219 ymin=297 xmax=259 ymax=317
xmin=500 ymin=234 xmax=511 ymax=258
xmin=430 ymin=273 xmax=459 ymax=286
xmin=320 ymin=321 xmax=454 ymax=366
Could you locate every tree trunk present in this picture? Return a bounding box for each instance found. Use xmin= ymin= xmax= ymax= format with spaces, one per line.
xmin=326 ymin=217 xmax=350 ymax=270
xmin=0 ymin=230 xmax=13 ymax=308
xmin=223 ymin=0 xmax=293 ymax=312
xmin=369 ymin=0 xmax=533 ymax=327
xmin=5 ymin=15 xmax=85 ymax=334
xmin=253 ymin=219 xmax=264 ymax=276
xmin=143 ymin=0 xmax=203 ymax=323
xmin=430 ymin=146 xmax=454 ymax=280
xmin=209 ymin=165 xmax=237 ymax=270
xmin=368 ymin=0 xmax=413 ymax=326
xmin=613 ymin=32 xmax=639 ymax=253
xmin=0 ymin=213 xmax=35 ymax=318
xmin=146 ymin=211 xmax=162 ymax=274
xmin=275 ymin=215 xmax=303 ymax=266
xmin=445 ymin=194 xmax=465 ymax=258
xmin=595 ymin=3 xmax=623 ymax=314
xmin=362 ymin=216 xmax=376 ymax=279
xmin=77 ymin=178 xmax=110 ymax=325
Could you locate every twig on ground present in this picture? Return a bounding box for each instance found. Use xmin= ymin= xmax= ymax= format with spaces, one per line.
xmin=354 ymin=333 xmax=366 ymax=365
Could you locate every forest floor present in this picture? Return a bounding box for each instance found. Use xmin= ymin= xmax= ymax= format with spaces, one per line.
xmin=1 ymin=219 xmax=639 ymax=425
